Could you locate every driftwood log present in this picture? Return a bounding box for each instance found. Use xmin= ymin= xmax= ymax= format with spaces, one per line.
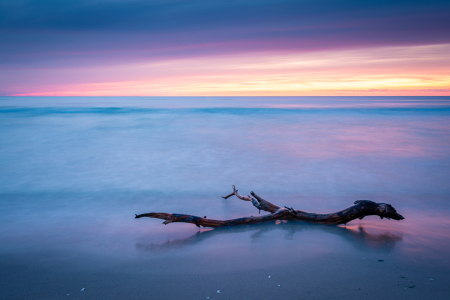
xmin=135 ymin=185 xmax=404 ymax=228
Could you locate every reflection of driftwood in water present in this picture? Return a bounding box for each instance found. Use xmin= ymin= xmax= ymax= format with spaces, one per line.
xmin=136 ymin=222 xmax=402 ymax=252
xmin=135 ymin=185 xmax=404 ymax=227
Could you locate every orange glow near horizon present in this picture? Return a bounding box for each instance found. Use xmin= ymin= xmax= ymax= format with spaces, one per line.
xmin=8 ymin=44 xmax=450 ymax=96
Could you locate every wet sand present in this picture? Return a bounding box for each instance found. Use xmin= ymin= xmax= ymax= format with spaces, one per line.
xmin=1 ymin=207 xmax=449 ymax=300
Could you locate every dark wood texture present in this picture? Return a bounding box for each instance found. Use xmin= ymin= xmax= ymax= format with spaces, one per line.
xmin=135 ymin=185 xmax=404 ymax=228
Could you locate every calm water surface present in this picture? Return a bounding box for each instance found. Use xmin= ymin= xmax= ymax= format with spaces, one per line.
xmin=1 ymin=96 xmax=449 ymax=299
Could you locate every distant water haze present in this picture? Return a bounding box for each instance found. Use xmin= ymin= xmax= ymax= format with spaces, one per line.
xmin=1 ymin=97 xmax=449 ymax=199
xmin=0 ymin=96 xmax=449 ymax=299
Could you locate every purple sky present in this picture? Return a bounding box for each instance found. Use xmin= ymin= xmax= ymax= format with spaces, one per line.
xmin=1 ymin=0 xmax=449 ymax=95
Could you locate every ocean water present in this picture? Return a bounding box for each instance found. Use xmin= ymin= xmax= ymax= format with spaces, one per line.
xmin=1 ymin=96 xmax=450 ymax=299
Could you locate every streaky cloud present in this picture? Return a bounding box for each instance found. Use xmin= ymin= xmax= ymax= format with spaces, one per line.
xmin=1 ymin=0 xmax=450 ymax=67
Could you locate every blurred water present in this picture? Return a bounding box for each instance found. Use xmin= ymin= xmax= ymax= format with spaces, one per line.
xmin=1 ymin=96 xmax=450 ymax=299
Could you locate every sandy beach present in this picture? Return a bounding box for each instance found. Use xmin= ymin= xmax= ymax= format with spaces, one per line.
xmin=1 ymin=193 xmax=449 ymax=299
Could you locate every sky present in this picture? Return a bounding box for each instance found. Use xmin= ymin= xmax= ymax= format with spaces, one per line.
xmin=1 ymin=0 xmax=449 ymax=96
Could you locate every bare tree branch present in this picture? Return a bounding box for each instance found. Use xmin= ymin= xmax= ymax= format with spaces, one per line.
xmin=135 ymin=186 xmax=404 ymax=228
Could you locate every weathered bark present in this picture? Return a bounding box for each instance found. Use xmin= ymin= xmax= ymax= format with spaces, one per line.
xmin=135 ymin=185 xmax=404 ymax=228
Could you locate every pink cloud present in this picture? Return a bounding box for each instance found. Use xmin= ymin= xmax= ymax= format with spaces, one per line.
xmin=3 ymin=44 xmax=450 ymax=96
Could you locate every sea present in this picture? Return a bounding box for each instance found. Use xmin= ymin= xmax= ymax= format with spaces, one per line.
xmin=1 ymin=96 xmax=449 ymax=299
